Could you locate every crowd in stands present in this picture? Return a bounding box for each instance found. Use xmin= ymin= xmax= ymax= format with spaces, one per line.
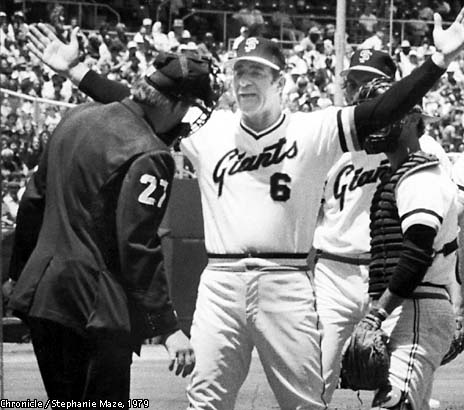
xmin=2 ymin=2 xmax=464 ymax=228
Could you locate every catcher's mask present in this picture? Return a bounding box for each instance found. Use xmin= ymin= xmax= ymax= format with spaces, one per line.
xmin=355 ymin=78 xmax=436 ymax=154
xmin=355 ymin=77 xmax=402 ymax=154
xmin=146 ymin=52 xmax=223 ymax=138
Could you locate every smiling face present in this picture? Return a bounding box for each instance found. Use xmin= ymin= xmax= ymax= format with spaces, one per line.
xmin=232 ymin=60 xmax=283 ymax=125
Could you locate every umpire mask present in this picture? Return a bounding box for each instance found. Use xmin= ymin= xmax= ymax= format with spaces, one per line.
xmin=145 ymin=52 xmax=223 ymax=138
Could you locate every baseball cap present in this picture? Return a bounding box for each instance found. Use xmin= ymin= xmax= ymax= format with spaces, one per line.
xmin=0 ymin=11 xmax=6 ymax=17
xmin=226 ymin=37 xmax=285 ymax=71
xmin=341 ymin=49 xmax=396 ymax=78
xmin=127 ymin=41 xmax=138 ymax=49
xmin=142 ymin=18 xmax=152 ymax=26
xmin=309 ymin=26 xmax=321 ymax=34
xmin=401 ymin=39 xmax=411 ymax=48
xmin=145 ymin=52 xmax=216 ymax=107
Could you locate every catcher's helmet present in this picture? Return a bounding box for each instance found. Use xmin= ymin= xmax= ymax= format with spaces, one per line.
xmin=146 ymin=52 xmax=223 ymax=136
xmin=354 ymin=77 xmax=403 ymax=154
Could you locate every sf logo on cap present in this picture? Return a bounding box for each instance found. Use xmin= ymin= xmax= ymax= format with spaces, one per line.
xmin=244 ymin=37 xmax=259 ymax=53
xmin=359 ymin=49 xmax=373 ymax=63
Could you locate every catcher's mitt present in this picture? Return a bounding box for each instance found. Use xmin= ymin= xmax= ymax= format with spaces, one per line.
xmin=441 ymin=316 xmax=464 ymax=366
xmin=340 ymin=310 xmax=390 ymax=391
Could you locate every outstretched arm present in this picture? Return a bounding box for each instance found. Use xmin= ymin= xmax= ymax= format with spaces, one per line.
xmin=353 ymin=8 xmax=464 ymax=142
xmin=27 ymin=23 xmax=129 ymax=103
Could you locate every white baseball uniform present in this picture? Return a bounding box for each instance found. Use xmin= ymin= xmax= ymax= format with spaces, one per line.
xmin=452 ymin=152 xmax=464 ymax=215
xmin=378 ymin=161 xmax=457 ymax=410
xmin=180 ymin=106 xmax=359 ymax=410
xmin=312 ymin=135 xmax=452 ymax=402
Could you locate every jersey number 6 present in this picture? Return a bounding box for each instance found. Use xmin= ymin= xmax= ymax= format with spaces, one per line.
xmin=138 ymin=174 xmax=168 ymax=208
xmin=270 ymin=172 xmax=291 ymax=201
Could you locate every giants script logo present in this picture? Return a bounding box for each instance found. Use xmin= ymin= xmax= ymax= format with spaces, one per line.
xmin=213 ymin=138 xmax=298 ymax=196
xmin=334 ymin=161 xmax=389 ymax=211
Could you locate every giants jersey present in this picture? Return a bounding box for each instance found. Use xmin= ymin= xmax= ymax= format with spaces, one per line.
xmin=313 ymin=135 xmax=451 ymax=255
xmin=313 ymin=151 xmax=389 ymax=254
xmin=396 ymin=164 xmax=458 ymax=286
xmin=181 ymin=107 xmax=358 ymax=254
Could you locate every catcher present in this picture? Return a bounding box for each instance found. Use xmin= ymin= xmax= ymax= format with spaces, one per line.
xmin=341 ymin=78 xmax=459 ymax=410
xmin=444 ymin=152 xmax=464 ymax=366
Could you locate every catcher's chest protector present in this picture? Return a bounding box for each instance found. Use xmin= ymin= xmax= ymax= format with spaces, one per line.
xmin=368 ymin=151 xmax=439 ymax=299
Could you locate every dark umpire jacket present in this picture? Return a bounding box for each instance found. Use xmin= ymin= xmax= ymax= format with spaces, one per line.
xmin=8 ymin=97 xmax=179 ymax=352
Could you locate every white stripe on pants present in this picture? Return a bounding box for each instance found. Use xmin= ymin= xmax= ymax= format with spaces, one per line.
xmin=381 ymin=298 xmax=454 ymax=410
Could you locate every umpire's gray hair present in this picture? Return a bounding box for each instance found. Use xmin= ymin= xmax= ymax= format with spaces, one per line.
xmin=131 ymin=77 xmax=175 ymax=107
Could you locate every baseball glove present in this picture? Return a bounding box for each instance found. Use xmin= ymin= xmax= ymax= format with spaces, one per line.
xmin=441 ymin=316 xmax=464 ymax=366
xmin=340 ymin=309 xmax=390 ymax=391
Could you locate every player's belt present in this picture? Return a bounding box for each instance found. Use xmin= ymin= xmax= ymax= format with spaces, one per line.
xmin=315 ymin=250 xmax=371 ymax=265
xmin=410 ymin=284 xmax=450 ymax=301
xmin=207 ymin=253 xmax=308 ymax=271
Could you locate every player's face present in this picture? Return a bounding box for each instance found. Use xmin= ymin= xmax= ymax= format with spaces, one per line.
xmin=232 ymin=61 xmax=281 ymax=116
xmin=343 ymin=71 xmax=380 ymax=104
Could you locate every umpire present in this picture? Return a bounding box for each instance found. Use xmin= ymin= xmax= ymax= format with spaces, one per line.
xmin=6 ymin=52 xmax=218 ymax=406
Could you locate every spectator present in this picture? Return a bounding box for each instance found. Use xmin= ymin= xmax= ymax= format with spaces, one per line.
xmin=396 ymin=39 xmax=416 ymax=77
xmin=406 ymin=8 xmax=429 ymax=46
xmin=120 ymin=41 xmax=147 ymax=77
xmin=2 ymin=180 xmax=22 ymax=222
xmin=134 ymin=18 xmax=154 ymax=55
xmin=196 ymin=32 xmax=220 ymax=63
xmin=287 ymin=44 xmax=308 ymax=76
xmin=270 ymin=3 xmax=302 ymax=42
xmin=359 ymin=5 xmax=378 ymax=38
xmin=300 ymin=26 xmax=322 ymax=52
xmin=0 ymin=11 xmax=15 ymax=53
xmin=41 ymin=73 xmax=72 ymax=102
xmin=110 ymin=22 xmax=128 ymax=51
xmin=359 ymin=29 xmax=385 ymax=50
xmin=49 ymin=4 xmax=66 ymax=41
xmin=232 ymin=26 xmax=249 ymax=51
xmin=232 ymin=1 xmax=264 ymax=32
xmin=11 ymin=11 xmax=27 ymax=47
xmin=416 ymin=36 xmax=436 ymax=60
xmin=152 ymin=21 xmax=170 ymax=52
xmin=168 ymin=18 xmax=186 ymax=51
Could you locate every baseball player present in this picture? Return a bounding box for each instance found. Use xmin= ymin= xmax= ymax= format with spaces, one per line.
xmin=28 ymin=11 xmax=464 ymax=410
xmin=312 ymin=49 xmax=453 ymax=403
xmin=448 ymin=154 xmax=464 ymax=362
xmin=356 ymin=78 xmax=458 ymax=410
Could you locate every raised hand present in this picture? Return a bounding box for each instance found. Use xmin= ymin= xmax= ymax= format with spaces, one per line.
xmin=27 ymin=23 xmax=80 ymax=75
xmin=433 ymin=7 xmax=464 ymax=64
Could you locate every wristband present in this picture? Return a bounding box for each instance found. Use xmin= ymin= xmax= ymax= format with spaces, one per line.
xmin=371 ymin=307 xmax=389 ymax=322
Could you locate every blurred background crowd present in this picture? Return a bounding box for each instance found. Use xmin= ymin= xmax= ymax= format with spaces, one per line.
xmin=2 ymin=0 xmax=464 ymax=229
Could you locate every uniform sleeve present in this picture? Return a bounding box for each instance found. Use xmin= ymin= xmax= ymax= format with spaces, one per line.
xmin=332 ymin=106 xmax=360 ymax=152
xmin=396 ymin=169 xmax=448 ymax=233
xmin=8 ymin=141 xmax=49 ymax=281
xmin=115 ymin=150 xmax=178 ymax=335
xmin=79 ymin=70 xmax=130 ymax=104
